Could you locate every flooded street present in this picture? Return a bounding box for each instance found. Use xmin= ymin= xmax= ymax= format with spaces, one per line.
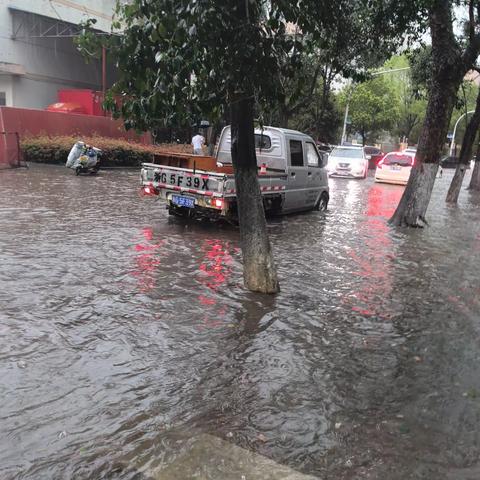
xmin=1 ymin=164 xmax=480 ymax=479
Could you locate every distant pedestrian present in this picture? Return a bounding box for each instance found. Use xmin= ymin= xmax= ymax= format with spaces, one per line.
xmin=192 ymin=131 xmax=205 ymax=155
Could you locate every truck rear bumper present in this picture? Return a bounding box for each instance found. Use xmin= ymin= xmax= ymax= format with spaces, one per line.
xmin=141 ymin=184 xmax=229 ymax=217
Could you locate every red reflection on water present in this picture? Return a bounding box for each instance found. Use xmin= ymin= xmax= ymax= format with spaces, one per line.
xmin=131 ymin=227 xmax=165 ymax=293
xmin=198 ymin=295 xmax=216 ymax=306
xmin=143 ymin=227 xmax=154 ymax=242
xmin=196 ymin=239 xmax=233 ymax=329
xmin=366 ymin=184 xmax=403 ymax=218
xmin=345 ymin=184 xmax=403 ymax=319
xmin=198 ymin=240 xmax=233 ymax=291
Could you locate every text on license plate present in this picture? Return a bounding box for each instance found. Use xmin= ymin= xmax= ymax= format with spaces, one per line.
xmin=390 ymin=165 xmax=401 ymax=171
xmin=154 ymin=171 xmax=210 ymax=190
xmin=172 ymin=195 xmax=195 ymax=208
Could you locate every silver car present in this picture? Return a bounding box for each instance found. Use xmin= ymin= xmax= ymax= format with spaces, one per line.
xmin=326 ymin=146 xmax=369 ymax=179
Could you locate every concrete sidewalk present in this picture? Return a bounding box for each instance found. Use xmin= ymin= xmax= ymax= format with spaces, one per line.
xmin=147 ymin=434 xmax=319 ymax=480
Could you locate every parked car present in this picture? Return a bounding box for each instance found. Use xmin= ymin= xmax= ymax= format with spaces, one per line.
xmin=364 ymin=146 xmax=384 ymax=169
xmin=326 ymin=146 xmax=369 ymax=179
xmin=440 ymin=155 xmax=459 ymax=169
xmin=316 ymin=142 xmax=333 ymax=154
xmin=404 ymin=146 xmax=417 ymax=155
xmin=375 ymin=151 xmax=415 ymax=185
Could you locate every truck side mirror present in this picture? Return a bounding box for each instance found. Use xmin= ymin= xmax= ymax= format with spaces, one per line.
xmin=320 ymin=152 xmax=329 ymax=168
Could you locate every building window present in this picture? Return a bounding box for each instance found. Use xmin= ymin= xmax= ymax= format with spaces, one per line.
xmin=0 ymin=92 xmax=6 ymax=106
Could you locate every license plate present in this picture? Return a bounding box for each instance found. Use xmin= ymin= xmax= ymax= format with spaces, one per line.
xmin=172 ymin=195 xmax=195 ymax=208
xmin=390 ymin=165 xmax=401 ymax=171
xmin=154 ymin=171 xmax=210 ymax=190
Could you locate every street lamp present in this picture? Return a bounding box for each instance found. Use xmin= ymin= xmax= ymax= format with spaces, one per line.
xmin=449 ymin=110 xmax=475 ymax=157
xmin=339 ymin=67 xmax=411 ymax=145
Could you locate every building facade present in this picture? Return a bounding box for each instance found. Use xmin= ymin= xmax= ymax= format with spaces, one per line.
xmin=0 ymin=0 xmax=117 ymax=109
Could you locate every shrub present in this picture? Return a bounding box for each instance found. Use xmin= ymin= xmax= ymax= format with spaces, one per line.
xmin=21 ymin=135 xmax=193 ymax=167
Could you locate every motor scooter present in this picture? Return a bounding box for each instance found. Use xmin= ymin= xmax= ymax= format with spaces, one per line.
xmin=66 ymin=141 xmax=102 ymax=175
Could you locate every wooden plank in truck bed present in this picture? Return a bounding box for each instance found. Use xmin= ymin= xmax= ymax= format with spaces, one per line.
xmin=152 ymin=152 xmax=234 ymax=174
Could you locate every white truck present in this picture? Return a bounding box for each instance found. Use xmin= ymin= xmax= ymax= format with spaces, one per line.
xmin=140 ymin=126 xmax=329 ymax=221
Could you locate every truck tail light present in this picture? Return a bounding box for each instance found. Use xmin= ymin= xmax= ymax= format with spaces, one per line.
xmin=211 ymin=198 xmax=224 ymax=209
xmin=142 ymin=185 xmax=159 ymax=195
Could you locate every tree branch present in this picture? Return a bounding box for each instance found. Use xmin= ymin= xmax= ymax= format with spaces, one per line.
xmin=285 ymin=61 xmax=322 ymax=116
xmin=464 ymin=0 xmax=480 ymax=67
xmin=469 ymin=0 xmax=475 ymax=43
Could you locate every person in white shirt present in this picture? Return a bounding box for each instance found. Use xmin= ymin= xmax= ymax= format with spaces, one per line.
xmin=191 ymin=132 xmax=205 ymax=155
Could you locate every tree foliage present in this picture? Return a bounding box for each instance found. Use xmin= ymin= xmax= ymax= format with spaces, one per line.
xmin=76 ymin=0 xmax=425 ymax=134
xmin=340 ymin=77 xmax=398 ymax=145
xmin=408 ymin=45 xmax=433 ymax=98
xmin=261 ymin=3 xmax=408 ymax=141
xmin=103 ymin=0 xmax=337 ymax=130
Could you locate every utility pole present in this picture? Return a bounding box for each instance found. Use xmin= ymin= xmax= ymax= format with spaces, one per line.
xmin=102 ymin=46 xmax=107 ymax=116
xmin=340 ymin=92 xmax=350 ymax=145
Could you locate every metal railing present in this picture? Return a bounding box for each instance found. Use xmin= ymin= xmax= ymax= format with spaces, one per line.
xmin=0 ymin=131 xmax=26 ymax=168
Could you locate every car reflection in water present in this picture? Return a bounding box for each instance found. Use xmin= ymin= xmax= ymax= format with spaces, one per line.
xmin=196 ymin=239 xmax=236 ymax=330
xmin=345 ymin=183 xmax=403 ymax=319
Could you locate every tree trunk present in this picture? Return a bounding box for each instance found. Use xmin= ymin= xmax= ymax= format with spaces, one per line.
xmin=230 ymin=97 xmax=279 ymax=293
xmin=207 ymin=120 xmax=221 ymax=156
xmin=278 ymin=106 xmax=289 ymax=129
xmin=390 ymin=0 xmax=462 ymax=226
xmin=468 ymin=142 xmax=480 ymax=190
xmin=361 ymin=131 xmax=366 ymax=146
xmin=446 ymin=88 xmax=480 ymax=203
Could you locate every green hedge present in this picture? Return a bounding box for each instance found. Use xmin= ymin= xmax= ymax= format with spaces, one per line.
xmin=21 ymin=135 xmax=192 ymax=167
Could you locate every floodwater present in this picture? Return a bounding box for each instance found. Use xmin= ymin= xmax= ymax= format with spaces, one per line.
xmin=1 ymin=164 xmax=480 ymax=480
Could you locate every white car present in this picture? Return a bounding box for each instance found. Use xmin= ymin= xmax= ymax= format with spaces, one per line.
xmin=326 ymin=146 xmax=369 ymax=179
xmin=374 ymin=151 xmax=415 ymax=185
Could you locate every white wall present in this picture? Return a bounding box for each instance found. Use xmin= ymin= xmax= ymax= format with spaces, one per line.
xmin=0 ymin=76 xmax=13 ymax=106
xmin=0 ymin=0 xmax=118 ymax=109
xmin=7 ymin=0 xmax=117 ymax=32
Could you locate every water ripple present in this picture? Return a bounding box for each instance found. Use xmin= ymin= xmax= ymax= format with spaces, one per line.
xmin=0 ymin=165 xmax=479 ymax=479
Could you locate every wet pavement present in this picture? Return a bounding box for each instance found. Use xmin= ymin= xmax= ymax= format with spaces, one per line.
xmin=1 ymin=164 xmax=480 ymax=480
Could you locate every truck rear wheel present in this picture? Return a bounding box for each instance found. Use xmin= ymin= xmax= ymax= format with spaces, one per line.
xmin=168 ymin=205 xmax=192 ymax=218
xmin=315 ymin=192 xmax=329 ymax=211
xmin=263 ymin=195 xmax=283 ymax=216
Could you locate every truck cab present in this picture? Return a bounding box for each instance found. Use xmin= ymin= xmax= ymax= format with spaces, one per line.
xmin=216 ymin=126 xmax=329 ymax=213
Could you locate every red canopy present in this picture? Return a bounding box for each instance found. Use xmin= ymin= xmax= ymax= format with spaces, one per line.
xmin=46 ymin=102 xmax=87 ymax=114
